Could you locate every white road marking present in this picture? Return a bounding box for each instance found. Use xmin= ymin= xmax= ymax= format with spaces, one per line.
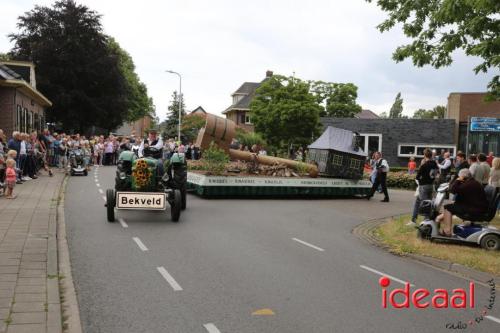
xmin=98 ymin=189 xmax=103 ymax=194
xmin=157 ymin=267 xmax=183 ymax=291
xmin=119 ymin=218 xmax=128 ymax=228
xmin=360 ymin=265 xmax=415 ymax=286
xmin=102 ymin=195 xmax=106 ymax=201
xmin=203 ymin=323 xmax=221 ymax=333
xmin=132 ymin=237 xmax=148 ymax=251
xmin=292 ymin=238 xmax=324 ymax=252
xmin=486 ymin=315 xmax=500 ymax=325
xmin=96 ymin=183 xmax=100 ymax=187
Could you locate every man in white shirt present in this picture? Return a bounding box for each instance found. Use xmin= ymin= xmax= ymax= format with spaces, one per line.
xmin=367 ymin=151 xmax=390 ymax=202
xmin=138 ymin=130 xmax=163 ymax=158
xmin=437 ymin=151 xmax=452 ymax=184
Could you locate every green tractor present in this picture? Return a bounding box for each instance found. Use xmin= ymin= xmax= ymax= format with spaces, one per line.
xmin=105 ymin=147 xmax=187 ymax=223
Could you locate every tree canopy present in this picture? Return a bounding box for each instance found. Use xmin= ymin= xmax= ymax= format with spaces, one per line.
xmin=162 ymin=91 xmax=186 ymax=139
xmin=107 ymin=38 xmax=155 ymax=122
xmin=250 ymin=75 xmax=322 ymax=149
xmin=412 ymin=105 xmax=446 ymax=119
xmin=367 ymin=0 xmax=500 ymax=100
xmin=181 ymin=114 xmax=205 ymax=143
xmin=310 ymin=81 xmax=362 ymax=117
xmin=8 ymin=0 xmax=154 ymax=132
xmin=389 ymin=92 xmax=404 ymax=118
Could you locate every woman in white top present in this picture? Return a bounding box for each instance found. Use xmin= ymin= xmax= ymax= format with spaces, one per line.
xmin=489 ymin=157 xmax=500 ymax=188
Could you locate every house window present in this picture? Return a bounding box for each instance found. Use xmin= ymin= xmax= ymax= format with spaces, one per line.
xmin=349 ymin=158 xmax=361 ymax=169
xmin=16 ymin=105 xmax=22 ymax=131
xmin=332 ymin=154 xmax=343 ymax=166
xmin=34 ymin=113 xmax=39 ymax=131
xmin=245 ymin=113 xmax=252 ymax=124
xmin=398 ymin=144 xmax=456 ymax=157
xmin=358 ymin=133 xmax=382 ymax=157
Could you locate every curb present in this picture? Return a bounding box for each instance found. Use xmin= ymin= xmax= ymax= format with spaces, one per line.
xmin=47 ymin=174 xmax=65 ymax=333
xmin=352 ymin=217 xmax=500 ymax=286
xmin=56 ymin=176 xmax=83 ymax=333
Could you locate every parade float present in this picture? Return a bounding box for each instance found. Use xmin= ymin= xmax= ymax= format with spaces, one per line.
xmin=187 ymin=114 xmax=372 ymax=198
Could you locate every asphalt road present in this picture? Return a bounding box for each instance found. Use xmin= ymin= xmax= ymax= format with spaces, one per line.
xmin=65 ymin=166 xmax=500 ymax=333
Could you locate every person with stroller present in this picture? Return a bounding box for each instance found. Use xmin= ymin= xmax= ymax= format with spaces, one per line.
xmin=436 ymin=169 xmax=488 ymax=237
xmin=408 ymin=149 xmax=438 ymax=226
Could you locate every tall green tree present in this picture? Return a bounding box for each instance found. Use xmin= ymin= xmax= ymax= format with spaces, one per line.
xmin=181 ymin=114 xmax=205 ymax=143
xmin=413 ymin=105 xmax=446 ymax=119
xmin=107 ymin=38 xmax=155 ymax=122
xmin=367 ymin=0 xmax=500 ymax=100
xmin=162 ymin=91 xmax=186 ymax=139
xmin=250 ymin=75 xmax=322 ymax=149
xmin=389 ymin=92 xmax=404 ymax=118
xmin=8 ymin=0 xmax=129 ymax=132
xmin=310 ymin=81 xmax=362 ymax=117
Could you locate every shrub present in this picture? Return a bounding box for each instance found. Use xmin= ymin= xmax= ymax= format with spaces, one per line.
xmin=201 ymin=142 xmax=229 ymax=175
xmin=386 ymin=171 xmax=417 ymax=189
xmin=236 ymin=130 xmax=266 ymax=149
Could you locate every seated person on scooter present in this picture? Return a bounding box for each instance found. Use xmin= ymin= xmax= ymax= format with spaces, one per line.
xmin=436 ymin=169 xmax=488 ymax=236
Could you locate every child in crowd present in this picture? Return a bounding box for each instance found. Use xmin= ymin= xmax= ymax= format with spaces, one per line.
xmin=6 ymin=150 xmax=21 ymax=183
xmin=0 ymin=156 xmax=4 ymax=195
xmin=408 ymin=156 xmax=417 ymax=174
xmin=5 ymin=158 xmax=17 ymax=199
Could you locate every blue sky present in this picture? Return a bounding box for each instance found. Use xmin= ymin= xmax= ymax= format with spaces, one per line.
xmin=0 ymin=0 xmax=495 ymax=120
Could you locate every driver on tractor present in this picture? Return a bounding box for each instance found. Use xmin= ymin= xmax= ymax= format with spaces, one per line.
xmin=138 ymin=129 xmax=164 ymax=175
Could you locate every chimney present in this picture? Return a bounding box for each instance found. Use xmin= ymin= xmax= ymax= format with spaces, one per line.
xmin=266 ymin=70 xmax=273 ymax=78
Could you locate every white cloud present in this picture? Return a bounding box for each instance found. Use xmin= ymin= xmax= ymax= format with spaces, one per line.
xmin=0 ymin=0 xmax=495 ymax=121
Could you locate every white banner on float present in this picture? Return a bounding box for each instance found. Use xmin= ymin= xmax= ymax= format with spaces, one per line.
xmin=187 ymin=173 xmax=371 ymax=188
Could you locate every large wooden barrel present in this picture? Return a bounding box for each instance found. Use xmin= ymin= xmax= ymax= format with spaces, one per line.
xmin=195 ymin=114 xmax=236 ymax=151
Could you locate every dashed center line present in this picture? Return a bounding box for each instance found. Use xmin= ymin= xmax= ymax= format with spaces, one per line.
xmin=98 ymin=189 xmax=103 ymax=194
xmin=360 ymin=265 xmax=415 ymax=286
xmin=96 ymin=183 xmax=100 ymax=187
xmin=486 ymin=315 xmax=500 ymax=325
xmin=119 ymin=218 xmax=128 ymax=228
xmin=203 ymin=323 xmax=221 ymax=333
xmin=292 ymin=238 xmax=324 ymax=252
xmin=132 ymin=237 xmax=148 ymax=251
xmin=157 ymin=266 xmax=183 ymax=291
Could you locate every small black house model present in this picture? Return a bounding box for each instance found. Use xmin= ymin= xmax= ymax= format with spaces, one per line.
xmin=307 ymin=126 xmax=367 ymax=179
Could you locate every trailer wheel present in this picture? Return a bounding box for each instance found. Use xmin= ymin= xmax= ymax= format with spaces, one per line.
xmin=106 ymin=189 xmax=116 ymax=222
xmin=480 ymin=234 xmax=500 ymax=251
xmin=170 ymin=189 xmax=181 ymax=222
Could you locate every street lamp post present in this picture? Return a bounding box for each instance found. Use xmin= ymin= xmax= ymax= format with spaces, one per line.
xmin=165 ymin=70 xmax=182 ymax=141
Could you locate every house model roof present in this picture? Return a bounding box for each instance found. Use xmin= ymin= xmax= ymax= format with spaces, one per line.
xmin=308 ymin=126 xmax=367 ymax=157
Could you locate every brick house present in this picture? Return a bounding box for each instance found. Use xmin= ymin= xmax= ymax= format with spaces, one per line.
xmin=447 ymin=92 xmax=500 ymax=155
xmin=189 ymin=106 xmax=207 ymax=118
xmin=0 ymin=61 xmax=52 ymax=136
xmin=222 ymin=71 xmax=274 ymax=131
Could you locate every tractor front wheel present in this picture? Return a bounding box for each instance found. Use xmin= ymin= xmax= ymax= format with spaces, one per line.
xmin=170 ymin=189 xmax=181 ymax=222
xmin=106 ymin=189 xmax=116 ymax=222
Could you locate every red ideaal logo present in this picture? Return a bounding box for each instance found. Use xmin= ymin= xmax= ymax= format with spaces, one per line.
xmin=379 ymin=276 xmax=475 ymax=309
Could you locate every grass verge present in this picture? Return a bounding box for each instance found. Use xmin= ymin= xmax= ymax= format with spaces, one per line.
xmin=374 ymin=214 xmax=500 ymax=276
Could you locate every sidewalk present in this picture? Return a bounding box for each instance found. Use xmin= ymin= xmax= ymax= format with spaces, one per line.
xmin=0 ymin=171 xmax=64 ymax=333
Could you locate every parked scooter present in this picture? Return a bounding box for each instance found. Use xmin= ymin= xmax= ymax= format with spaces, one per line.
xmin=417 ymin=183 xmax=500 ymax=250
xmin=69 ymin=148 xmax=87 ymax=176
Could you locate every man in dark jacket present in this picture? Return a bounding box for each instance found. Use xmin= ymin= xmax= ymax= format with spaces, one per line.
xmin=408 ymin=149 xmax=438 ymax=225
xmin=437 ymin=168 xmax=488 ymax=236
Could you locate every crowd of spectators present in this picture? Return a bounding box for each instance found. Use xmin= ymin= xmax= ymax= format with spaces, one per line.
xmin=0 ymin=128 xmax=205 ymax=198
